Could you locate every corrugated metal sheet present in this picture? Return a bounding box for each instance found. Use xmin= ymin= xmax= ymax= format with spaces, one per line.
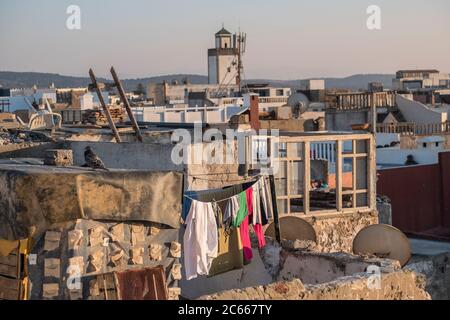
xmin=116 ymin=266 xmax=168 ymax=300
xmin=377 ymin=151 xmax=450 ymax=240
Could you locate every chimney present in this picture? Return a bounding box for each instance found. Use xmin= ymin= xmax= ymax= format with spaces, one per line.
xmin=248 ymin=94 xmax=261 ymax=131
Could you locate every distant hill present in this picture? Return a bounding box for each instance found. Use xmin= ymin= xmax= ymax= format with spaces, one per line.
xmin=0 ymin=71 xmax=395 ymax=92
xmin=248 ymin=74 xmax=395 ymax=91
xmin=0 ymin=72 xmax=209 ymax=92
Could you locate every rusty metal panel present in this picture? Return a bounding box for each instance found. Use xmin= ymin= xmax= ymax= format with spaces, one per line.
xmin=116 ymin=266 xmax=168 ymax=300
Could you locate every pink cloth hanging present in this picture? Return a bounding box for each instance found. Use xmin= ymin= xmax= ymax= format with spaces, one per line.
xmin=239 ymin=215 xmax=253 ymax=262
xmin=245 ymin=187 xmax=253 ymax=216
xmin=253 ymin=223 xmax=266 ymax=248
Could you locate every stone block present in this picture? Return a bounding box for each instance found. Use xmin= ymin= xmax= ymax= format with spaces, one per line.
xmin=44 ymin=149 xmax=73 ymax=167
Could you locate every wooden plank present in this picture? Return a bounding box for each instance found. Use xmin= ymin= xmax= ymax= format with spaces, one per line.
xmin=336 ymin=140 xmax=343 ymax=211
xmin=352 ymin=140 xmax=357 ymax=208
xmin=0 ymin=276 xmax=20 ymax=300
xmin=88 ymin=69 xmax=122 ymax=143
xmin=0 ymin=254 xmax=18 ymax=267
xmin=278 ymin=133 xmax=372 ymax=143
xmin=368 ymin=135 xmax=377 ymax=210
xmin=110 ymin=67 xmax=144 ymax=143
xmin=0 ymin=264 xmax=18 ymax=278
xmin=268 ymin=175 xmax=281 ymax=244
xmin=303 ymin=142 xmax=311 ymax=215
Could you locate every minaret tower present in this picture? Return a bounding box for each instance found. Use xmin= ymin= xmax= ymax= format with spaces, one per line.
xmin=207 ymin=26 xmax=240 ymax=87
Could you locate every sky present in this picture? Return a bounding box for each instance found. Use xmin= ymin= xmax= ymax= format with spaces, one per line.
xmin=0 ymin=0 xmax=449 ymax=79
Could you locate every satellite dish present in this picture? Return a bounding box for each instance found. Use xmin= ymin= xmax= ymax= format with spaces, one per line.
xmin=353 ymin=224 xmax=411 ymax=267
xmin=265 ymin=216 xmax=316 ymax=242
xmin=287 ymin=93 xmax=310 ymax=117
xmin=287 ymin=93 xmax=310 ymax=108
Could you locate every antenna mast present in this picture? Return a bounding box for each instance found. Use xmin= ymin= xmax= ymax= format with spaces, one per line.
xmin=237 ymin=31 xmax=246 ymax=94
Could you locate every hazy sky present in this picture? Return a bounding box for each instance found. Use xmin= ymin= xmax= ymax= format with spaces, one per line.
xmin=1 ymin=0 xmax=449 ymax=79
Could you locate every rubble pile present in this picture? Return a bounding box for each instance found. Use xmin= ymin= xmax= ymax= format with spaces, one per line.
xmin=0 ymin=128 xmax=54 ymax=146
xmin=82 ymin=107 xmax=126 ymax=125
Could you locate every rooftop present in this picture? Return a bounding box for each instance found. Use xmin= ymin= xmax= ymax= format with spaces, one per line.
xmin=215 ymin=27 xmax=231 ymax=36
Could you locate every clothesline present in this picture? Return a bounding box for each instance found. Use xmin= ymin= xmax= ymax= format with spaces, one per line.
xmin=183 ymin=173 xmax=274 ymax=280
xmin=183 ymin=175 xmax=263 ymax=204
xmin=191 ymin=176 xmax=257 ymax=183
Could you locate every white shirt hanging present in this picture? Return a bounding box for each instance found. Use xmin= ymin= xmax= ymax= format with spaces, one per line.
xmin=183 ymin=200 xmax=218 ymax=281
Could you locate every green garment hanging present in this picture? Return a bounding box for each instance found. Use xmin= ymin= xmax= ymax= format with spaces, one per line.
xmin=233 ymin=192 xmax=248 ymax=227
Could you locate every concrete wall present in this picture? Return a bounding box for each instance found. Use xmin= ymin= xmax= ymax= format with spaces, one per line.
xmin=325 ymin=110 xmax=368 ymax=131
xmin=377 ymin=147 xmax=440 ymax=166
xmin=376 ymin=133 xmax=400 ymax=147
xmin=396 ymin=94 xmax=447 ymax=124
xmin=66 ymin=141 xmax=183 ymax=171
xmin=132 ymin=106 xmax=245 ymax=124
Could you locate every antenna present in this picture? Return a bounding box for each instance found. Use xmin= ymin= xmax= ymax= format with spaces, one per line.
xmin=237 ymin=31 xmax=247 ymax=93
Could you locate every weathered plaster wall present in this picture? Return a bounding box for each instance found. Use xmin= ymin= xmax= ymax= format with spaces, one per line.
xmin=66 ymin=141 xmax=182 ymax=171
xmin=198 ymin=247 xmax=430 ymax=300
xmin=406 ymin=253 xmax=450 ymax=300
xmin=325 ymin=110 xmax=368 ymax=131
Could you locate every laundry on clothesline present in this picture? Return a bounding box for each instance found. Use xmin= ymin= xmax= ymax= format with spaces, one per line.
xmin=182 ymin=176 xmax=275 ymax=280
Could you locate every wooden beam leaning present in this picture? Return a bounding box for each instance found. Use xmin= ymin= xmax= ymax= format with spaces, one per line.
xmin=110 ymin=66 xmax=144 ymax=143
xmin=336 ymin=140 xmax=343 ymax=211
xmin=269 ymin=174 xmax=281 ymax=244
xmin=303 ymin=142 xmax=311 ymax=215
xmin=89 ymin=69 xmax=122 ymax=143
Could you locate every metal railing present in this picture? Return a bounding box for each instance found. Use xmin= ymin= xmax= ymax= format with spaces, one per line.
xmin=377 ymin=122 xmax=450 ymax=135
xmin=326 ymin=91 xmax=396 ymax=111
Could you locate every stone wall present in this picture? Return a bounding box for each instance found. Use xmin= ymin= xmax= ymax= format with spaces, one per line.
xmin=301 ymin=211 xmax=378 ymax=253
xmin=406 ymin=252 xmax=450 ymax=300
xmin=198 ymin=246 xmax=431 ymax=300
xmin=198 ymin=270 xmax=430 ymax=300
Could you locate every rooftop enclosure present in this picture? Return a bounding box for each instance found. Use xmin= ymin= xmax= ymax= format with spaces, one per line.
xmin=269 ymin=132 xmax=376 ymax=216
xmin=265 ymin=132 xmax=378 ymax=252
xmin=325 ymin=92 xmax=396 ymax=132
xmin=325 ymin=91 xmax=396 ymax=111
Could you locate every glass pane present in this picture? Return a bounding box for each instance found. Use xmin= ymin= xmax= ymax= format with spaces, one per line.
xmin=310 ymin=141 xmax=336 ymax=212
xmin=356 ymin=139 xmax=368 ymax=153
xmin=342 ymin=140 xmax=353 ymax=154
xmin=343 ymin=194 xmax=353 ymax=208
xmin=357 ymin=193 xmax=368 ymax=207
xmin=274 ymin=160 xmax=287 ymax=196
xmin=290 ymin=198 xmax=304 ymax=214
xmin=343 ymin=158 xmax=354 ymax=190
xmin=356 ymin=157 xmax=368 ymax=190
xmin=290 ymin=161 xmax=304 ymax=195
xmin=277 ymin=142 xmax=287 ymax=158
xmin=277 ymin=199 xmax=288 ymax=215
xmin=286 ymin=142 xmax=303 ymax=158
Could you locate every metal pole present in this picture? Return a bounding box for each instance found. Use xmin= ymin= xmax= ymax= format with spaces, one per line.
xmin=268 ymin=174 xmax=281 ymax=243
xmin=370 ymin=92 xmax=377 ymax=134
xmin=89 ymin=69 xmax=121 ymax=143
xmin=110 ymin=66 xmax=144 ymax=142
